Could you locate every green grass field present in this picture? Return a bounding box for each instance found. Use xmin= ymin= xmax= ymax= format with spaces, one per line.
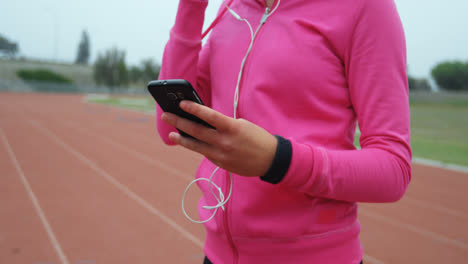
xmin=89 ymin=96 xmax=156 ymax=112
xmin=410 ymin=102 xmax=468 ymax=166
xmin=90 ymin=94 xmax=468 ymax=167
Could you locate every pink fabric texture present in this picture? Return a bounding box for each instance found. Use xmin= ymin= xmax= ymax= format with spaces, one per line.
xmin=156 ymin=0 xmax=412 ymax=263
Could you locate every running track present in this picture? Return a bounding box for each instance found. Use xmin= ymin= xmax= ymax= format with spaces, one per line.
xmin=0 ymin=93 xmax=467 ymax=264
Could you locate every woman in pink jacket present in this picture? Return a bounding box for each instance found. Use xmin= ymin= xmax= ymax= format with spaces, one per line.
xmin=156 ymin=0 xmax=412 ymax=263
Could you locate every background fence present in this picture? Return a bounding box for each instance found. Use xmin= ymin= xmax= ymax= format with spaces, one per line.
xmin=0 ymin=79 xmax=150 ymax=95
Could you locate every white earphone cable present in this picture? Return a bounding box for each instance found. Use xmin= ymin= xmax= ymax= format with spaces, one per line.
xmin=182 ymin=0 xmax=280 ymax=224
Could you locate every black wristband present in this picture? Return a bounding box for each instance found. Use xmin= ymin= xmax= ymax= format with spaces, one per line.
xmin=260 ymin=135 xmax=292 ymax=184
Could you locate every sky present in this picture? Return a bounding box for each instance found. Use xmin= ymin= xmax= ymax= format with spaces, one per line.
xmin=1 ymin=0 xmax=468 ymax=78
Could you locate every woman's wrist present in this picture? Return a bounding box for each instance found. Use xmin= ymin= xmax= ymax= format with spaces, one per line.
xmin=260 ymin=135 xmax=292 ymax=184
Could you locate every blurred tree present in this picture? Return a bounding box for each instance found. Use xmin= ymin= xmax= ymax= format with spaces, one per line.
xmin=93 ymin=47 xmax=128 ymax=87
xmin=407 ymin=65 xmax=431 ymax=92
xmin=431 ymin=61 xmax=468 ymax=91
xmin=408 ymin=76 xmax=431 ymax=91
xmin=127 ymin=59 xmax=160 ymax=86
xmin=75 ymin=30 xmax=90 ymax=64
xmin=0 ymin=34 xmax=19 ymax=57
xmin=129 ymin=66 xmax=144 ymax=83
xmin=140 ymin=58 xmax=160 ymax=83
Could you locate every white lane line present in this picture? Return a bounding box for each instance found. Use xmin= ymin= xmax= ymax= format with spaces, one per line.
xmin=66 ymin=120 xmax=468 ymax=221
xmin=0 ymin=128 xmax=71 ymax=264
xmin=359 ymin=208 xmax=468 ymax=250
xmin=90 ymin=98 xmax=468 ymax=175
xmin=84 ymin=101 xmax=154 ymax=116
xmin=64 ymin=122 xmax=389 ymax=264
xmin=363 ymin=254 xmax=385 ymax=264
xmin=28 ymin=120 xmax=204 ymax=248
xmin=412 ymin=157 xmax=468 ymax=174
xmin=26 ymin=100 xmax=383 ymax=264
xmin=86 ymin=97 xmax=468 ymax=175
xmin=66 ymin=114 xmax=468 ymax=223
xmin=61 ymin=121 xmax=193 ymax=181
xmin=355 ymin=127 xmax=468 ymax=174
xmin=403 ymin=196 xmax=468 ymax=219
xmin=78 ymin=119 xmax=202 ymax=164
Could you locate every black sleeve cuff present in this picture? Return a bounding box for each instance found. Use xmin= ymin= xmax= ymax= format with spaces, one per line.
xmin=260 ymin=135 xmax=292 ymax=184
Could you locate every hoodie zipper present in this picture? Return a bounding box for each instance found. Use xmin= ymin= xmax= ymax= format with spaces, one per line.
xmin=223 ymin=7 xmax=272 ymax=264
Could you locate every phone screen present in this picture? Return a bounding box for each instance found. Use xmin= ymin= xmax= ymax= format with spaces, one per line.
xmin=147 ymin=79 xmax=214 ymax=138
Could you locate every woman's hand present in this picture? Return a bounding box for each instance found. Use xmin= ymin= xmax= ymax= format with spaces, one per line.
xmin=161 ymin=101 xmax=277 ymax=177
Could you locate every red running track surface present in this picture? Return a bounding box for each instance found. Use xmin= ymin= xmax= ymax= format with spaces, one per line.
xmin=0 ymin=93 xmax=467 ymax=264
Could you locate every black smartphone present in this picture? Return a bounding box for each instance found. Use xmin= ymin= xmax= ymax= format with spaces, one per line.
xmin=147 ymin=79 xmax=214 ymax=138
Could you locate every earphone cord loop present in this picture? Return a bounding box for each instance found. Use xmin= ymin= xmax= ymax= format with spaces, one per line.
xmin=181 ymin=168 xmax=233 ymax=224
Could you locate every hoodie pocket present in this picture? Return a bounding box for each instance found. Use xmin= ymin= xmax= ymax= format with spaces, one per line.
xmin=229 ymin=178 xmax=358 ymax=239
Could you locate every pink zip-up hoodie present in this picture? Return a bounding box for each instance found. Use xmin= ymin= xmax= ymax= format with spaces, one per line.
xmin=156 ymin=0 xmax=412 ymax=263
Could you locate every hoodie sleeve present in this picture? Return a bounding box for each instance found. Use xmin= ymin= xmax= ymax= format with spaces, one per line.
xmin=278 ymin=0 xmax=412 ymax=203
xmin=156 ymin=0 xmax=212 ymax=145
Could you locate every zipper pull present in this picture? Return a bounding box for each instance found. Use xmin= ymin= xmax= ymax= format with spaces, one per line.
xmin=260 ymin=7 xmax=271 ymax=24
